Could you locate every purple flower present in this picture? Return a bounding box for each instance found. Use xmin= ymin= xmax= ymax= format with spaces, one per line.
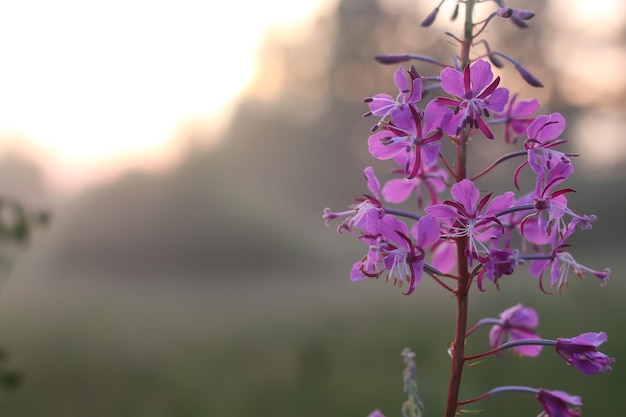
xmin=367 ymin=410 xmax=386 ymax=417
xmin=350 ymin=214 xmax=440 ymax=295
xmin=430 ymin=238 xmax=456 ymax=274
xmin=368 ymin=101 xmax=444 ymax=178
xmin=489 ymin=303 xmax=542 ymax=357
xmin=324 ymin=167 xmax=384 ymax=236
xmin=518 ymin=113 xmax=574 ymax=177
xmin=523 ymin=160 xmax=575 ymax=239
xmin=381 ymin=153 xmax=448 ymax=207
xmin=478 ymin=248 xmax=523 ymax=289
xmin=555 ymin=332 xmax=615 ymax=375
xmin=350 ymin=236 xmax=385 ymax=282
xmin=494 ymin=93 xmax=539 ymax=144
xmin=436 ymin=59 xmax=509 ymax=139
xmin=364 ymin=66 xmax=422 ymax=130
xmin=524 ymin=160 xmax=596 ymax=241
xmin=529 ymin=218 xmax=610 ymax=292
xmin=536 ymin=388 xmax=582 ymax=417
xmin=426 ymin=179 xmax=514 ymax=264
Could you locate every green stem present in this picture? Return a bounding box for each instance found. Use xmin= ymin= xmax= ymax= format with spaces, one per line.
xmin=460 ymin=0 xmax=475 ymax=68
xmin=444 ymin=2 xmax=475 ymax=417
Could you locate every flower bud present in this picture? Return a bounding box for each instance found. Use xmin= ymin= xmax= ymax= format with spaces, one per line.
xmin=496 ymin=7 xmax=513 ymax=18
xmin=374 ymin=54 xmax=410 ymax=64
xmin=451 ymin=3 xmax=459 ymax=21
xmin=511 ymin=15 xmax=529 ymax=28
xmin=489 ymin=53 xmax=504 ymax=68
xmin=513 ymin=8 xmax=535 ymax=20
xmin=420 ymin=7 xmax=439 ymax=27
xmin=515 ymin=63 xmax=544 ymax=87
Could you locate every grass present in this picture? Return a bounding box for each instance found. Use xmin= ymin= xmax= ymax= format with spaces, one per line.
xmin=0 ymin=257 xmax=621 ymax=416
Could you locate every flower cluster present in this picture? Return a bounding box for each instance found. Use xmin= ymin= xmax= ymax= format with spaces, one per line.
xmin=323 ymin=1 xmax=613 ymax=416
xmin=325 ymin=56 xmax=609 ymax=295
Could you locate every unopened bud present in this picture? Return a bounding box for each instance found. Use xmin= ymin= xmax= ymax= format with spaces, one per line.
xmin=420 ymin=7 xmax=439 ymax=27
xmin=515 ymin=63 xmax=544 ymax=88
xmin=489 ymin=53 xmax=504 ymax=68
xmin=513 ymin=8 xmax=535 ymax=20
xmin=511 ymin=15 xmax=529 ymax=28
xmin=374 ymin=54 xmax=410 ymax=64
xmin=496 ymin=7 xmax=513 ymax=18
xmin=451 ymin=3 xmax=459 ymax=21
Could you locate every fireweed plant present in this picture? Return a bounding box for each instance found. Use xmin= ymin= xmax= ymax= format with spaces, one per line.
xmin=323 ymin=1 xmax=614 ymax=416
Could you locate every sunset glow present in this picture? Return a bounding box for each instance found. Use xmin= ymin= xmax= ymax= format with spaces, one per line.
xmin=0 ymin=0 xmax=326 ymax=192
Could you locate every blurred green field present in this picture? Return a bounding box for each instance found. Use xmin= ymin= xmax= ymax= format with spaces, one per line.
xmin=0 ymin=250 xmax=621 ymax=417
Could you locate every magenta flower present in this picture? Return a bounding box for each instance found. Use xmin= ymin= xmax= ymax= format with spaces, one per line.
xmin=436 ymin=59 xmax=509 ymax=139
xmin=364 ymin=66 xmax=422 ymax=129
xmin=367 ymin=410 xmax=386 ymax=417
xmin=489 ymin=303 xmax=542 ymax=357
xmin=478 ymin=248 xmax=522 ymax=289
xmin=381 ymin=214 xmax=440 ymax=295
xmin=515 ymin=113 xmax=575 ymax=183
xmin=350 ymin=214 xmax=440 ymax=295
xmin=350 ymin=236 xmax=385 ymax=282
xmin=368 ymin=101 xmax=444 ymax=178
xmin=523 ymin=160 xmax=575 ymax=239
xmin=524 ymin=160 xmax=596 ymax=241
xmin=324 ymin=167 xmax=384 ymax=236
xmin=529 ymin=218 xmax=610 ymax=292
xmin=536 ymin=388 xmax=582 ymax=417
xmin=382 ymin=153 xmax=448 ymax=207
xmin=555 ymin=332 xmax=614 ymax=375
xmin=426 ymin=179 xmax=514 ymax=263
xmin=493 ymin=93 xmax=539 ymax=144
xmin=430 ymin=238 xmax=457 ymax=274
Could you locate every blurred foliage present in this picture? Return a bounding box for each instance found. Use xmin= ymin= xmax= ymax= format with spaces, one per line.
xmin=0 ymin=197 xmax=49 ymax=244
xmin=0 ymin=196 xmax=49 ymax=392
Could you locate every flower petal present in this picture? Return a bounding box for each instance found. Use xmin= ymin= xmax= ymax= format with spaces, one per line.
xmin=440 ymin=67 xmax=466 ymax=97
xmin=382 ymin=178 xmax=415 ymax=204
xmin=415 ymin=214 xmax=440 ymax=248
xmin=363 ymin=167 xmax=381 ymax=199
xmin=469 ymin=60 xmax=493 ymax=95
xmin=450 ymin=179 xmax=480 ymax=213
xmin=368 ymin=131 xmax=405 ymax=160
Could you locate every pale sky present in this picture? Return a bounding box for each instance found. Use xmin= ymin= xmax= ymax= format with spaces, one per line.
xmin=0 ymin=0 xmax=327 ymax=192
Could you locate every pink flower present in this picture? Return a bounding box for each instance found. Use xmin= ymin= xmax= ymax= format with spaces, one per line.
xmin=382 ymin=153 xmax=448 ymax=208
xmin=368 ymin=101 xmax=444 ymax=178
xmin=529 ymin=218 xmax=610 ymax=293
xmin=521 ymin=113 xmax=574 ymax=176
xmin=350 ymin=214 xmax=440 ymax=295
xmin=364 ymin=66 xmax=423 ymax=130
xmin=489 ymin=304 xmax=542 ymax=357
xmin=495 ymin=93 xmax=539 ymax=144
xmin=436 ymin=60 xmax=509 ymax=139
xmin=323 ymin=167 xmax=384 ymax=236
xmin=536 ymin=389 xmax=582 ymax=417
xmin=478 ymin=248 xmax=522 ymax=288
xmin=426 ymin=179 xmax=514 ymax=264
xmin=555 ymin=332 xmax=614 ymax=375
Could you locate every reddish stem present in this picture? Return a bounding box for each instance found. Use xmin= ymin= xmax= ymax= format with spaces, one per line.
xmin=444 ymin=3 xmax=475 ymax=415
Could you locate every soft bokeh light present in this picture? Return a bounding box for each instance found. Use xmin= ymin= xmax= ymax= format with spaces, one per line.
xmin=0 ymin=0 xmax=325 ymax=192
xmin=544 ymin=0 xmax=626 ymax=172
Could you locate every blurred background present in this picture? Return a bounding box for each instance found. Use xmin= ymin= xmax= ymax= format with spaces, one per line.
xmin=0 ymin=0 xmax=623 ymax=415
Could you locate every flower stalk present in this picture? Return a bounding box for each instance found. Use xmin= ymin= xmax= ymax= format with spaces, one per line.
xmin=445 ymin=1 xmax=476 ymax=412
xmin=323 ymin=0 xmax=613 ymax=415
